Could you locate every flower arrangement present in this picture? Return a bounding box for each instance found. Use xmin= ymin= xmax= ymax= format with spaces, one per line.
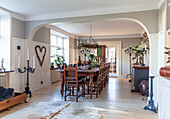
xmin=133 ymin=45 xmax=148 ymax=55
xmin=88 ymin=54 xmax=97 ymax=68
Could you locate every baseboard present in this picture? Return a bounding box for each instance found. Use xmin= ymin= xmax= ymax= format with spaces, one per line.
xmin=31 ymin=82 xmax=51 ymax=92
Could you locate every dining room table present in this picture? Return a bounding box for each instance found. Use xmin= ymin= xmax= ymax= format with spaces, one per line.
xmin=57 ymin=66 xmax=99 ymax=99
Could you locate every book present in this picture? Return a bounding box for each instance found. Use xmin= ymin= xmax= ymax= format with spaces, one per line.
xmin=160 ymin=67 xmax=170 ymax=78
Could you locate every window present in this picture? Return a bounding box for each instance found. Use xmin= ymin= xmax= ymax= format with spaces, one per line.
xmin=50 ymin=30 xmax=69 ymax=64
xmin=0 ymin=12 xmax=11 ymax=70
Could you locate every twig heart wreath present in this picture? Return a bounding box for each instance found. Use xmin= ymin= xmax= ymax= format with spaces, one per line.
xmin=35 ymin=45 xmax=47 ymax=67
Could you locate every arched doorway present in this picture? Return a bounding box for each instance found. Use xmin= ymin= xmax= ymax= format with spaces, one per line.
xmin=27 ymin=18 xmax=154 ymax=100
xmin=27 ymin=18 xmax=151 ymax=76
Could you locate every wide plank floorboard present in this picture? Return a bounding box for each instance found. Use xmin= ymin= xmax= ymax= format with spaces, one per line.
xmin=0 ymin=78 xmax=158 ymax=119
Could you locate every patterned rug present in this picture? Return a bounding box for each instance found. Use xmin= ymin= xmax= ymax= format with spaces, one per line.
xmin=2 ymin=99 xmax=101 ymax=119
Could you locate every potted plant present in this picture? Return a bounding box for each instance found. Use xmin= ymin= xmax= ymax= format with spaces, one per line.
xmin=51 ymin=62 xmax=54 ymax=68
xmin=51 ymin=54 xmax=65 ymax=69
xmin=133 ymin=45 xmax=147 ymax=66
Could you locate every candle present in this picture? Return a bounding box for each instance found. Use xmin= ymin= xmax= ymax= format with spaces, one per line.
xmin=27 ymin=48 xmax=29 ymax=60
xmin=18 ymin=56 xmax=20 ymax=68
xmin=33 ymin=56 xmax=35 ymax=69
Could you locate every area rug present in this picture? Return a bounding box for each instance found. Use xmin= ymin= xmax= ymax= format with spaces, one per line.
xmin=2 ymin=99 xmax=101 ymax=119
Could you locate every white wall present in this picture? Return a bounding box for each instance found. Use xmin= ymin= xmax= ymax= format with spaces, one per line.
xmin=29 ymin=41 xmax=51 ymax=91
xmin=69 ymin=37 xmax=75 ymax=64
xmin=121 ymin=49 xmax=137 ymax=78
xmin=149 ymin=34 xmax=159 ymax=107
xmin=10 ymin=37 xmax=27 ymax=92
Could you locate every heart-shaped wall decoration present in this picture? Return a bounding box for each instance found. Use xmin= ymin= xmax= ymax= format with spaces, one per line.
xmin=35 ymin=45 xmax=47 ymax=67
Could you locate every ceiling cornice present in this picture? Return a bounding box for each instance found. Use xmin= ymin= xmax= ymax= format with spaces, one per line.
xmin=12 ymin=13 xmax=26 ymax=21
xmin=46 ymin=25 xmax=75 ymax=38
xmin=78 ymin=34 xmax=141 ymax=40
xmin=0 ymin=6 xmax=26 ymax=21
xmin=158 ymin=0 xmax=166 ymax=8
xmin=25 ymin=3 xmax=158 ymax=21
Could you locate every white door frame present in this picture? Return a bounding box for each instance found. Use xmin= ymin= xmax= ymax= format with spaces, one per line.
xmin=98 ymin=41 xmax=122 ymax=77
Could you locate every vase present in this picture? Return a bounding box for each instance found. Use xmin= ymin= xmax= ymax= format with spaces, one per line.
xmin=139 ymin=80 xmax=148 ymax=96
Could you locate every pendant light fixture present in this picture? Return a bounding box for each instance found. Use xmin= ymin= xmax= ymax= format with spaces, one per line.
xmin=79 ymin=24 xmax=98 ymax=48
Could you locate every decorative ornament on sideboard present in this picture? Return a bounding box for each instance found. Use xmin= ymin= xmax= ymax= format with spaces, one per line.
xmin=165 ymin=47 xmax=170 ymax=64
xmin=35 ymin=45 xmax=47 ymax=67
xmin=0 ymin=58 xmax=6 ymax=71
xmin=133 ymin=45 xmax=147 ymax=66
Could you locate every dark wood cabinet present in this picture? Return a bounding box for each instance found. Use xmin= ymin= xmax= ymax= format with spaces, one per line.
xmin=131 ymin=66 xmax=149 ymax=92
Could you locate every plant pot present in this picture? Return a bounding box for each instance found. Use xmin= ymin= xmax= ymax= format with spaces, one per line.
xmin=57 ymin=64 xmax=60 ymax=68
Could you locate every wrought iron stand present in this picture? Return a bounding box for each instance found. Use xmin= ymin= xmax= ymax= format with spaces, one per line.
xmin=125 ymin=46 xmax=134 ymax=82
xmin=144 ymin=76 xmax=157 ymax=113
xmin=18 ymin=60 xmax=35 ymax=98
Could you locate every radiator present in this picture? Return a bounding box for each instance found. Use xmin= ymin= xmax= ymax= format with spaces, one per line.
xmin=0 ymin=73 xmax=9 ymax=88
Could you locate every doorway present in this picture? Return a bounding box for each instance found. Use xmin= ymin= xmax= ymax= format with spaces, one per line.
xmin=108 ymin=48 xmax=117 ymax=77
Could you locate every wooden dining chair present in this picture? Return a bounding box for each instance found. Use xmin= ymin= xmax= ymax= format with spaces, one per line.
xmin=94 ymin=65 xmax=104 ymax=98
xmin=64 ymin=65 xmax=85 ymax=102
xmin=85 ymin=65 xmax=103 ymax=98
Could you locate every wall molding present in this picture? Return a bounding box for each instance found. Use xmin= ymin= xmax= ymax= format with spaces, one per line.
xmin=158 ymin=0 xmax=166 ymax=8
xmin=0 ymin=6 xmax=25 ymax=21
xmin=25 ymin=4 xmax=158 ymax=21
xmin=47 ymin=25 xmax=75 ymax=38
xmin=79 ymin=34 xmax=141 ymax=40
xmin=12 ymin=13 xmax=25 ymax=21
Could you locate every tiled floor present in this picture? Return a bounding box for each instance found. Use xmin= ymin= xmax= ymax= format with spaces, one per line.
xmin=0 ymin=78 xmax=158 ymax=119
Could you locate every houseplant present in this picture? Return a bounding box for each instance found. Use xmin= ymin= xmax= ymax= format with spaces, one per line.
xmin=133 ymin=45 xmax=147 ymax=66
xmin=51 ymin=54 xmax=65 ymax=68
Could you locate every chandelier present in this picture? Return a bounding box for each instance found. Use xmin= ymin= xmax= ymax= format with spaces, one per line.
xmin=79 ymin=24 xmax=99 ymax=48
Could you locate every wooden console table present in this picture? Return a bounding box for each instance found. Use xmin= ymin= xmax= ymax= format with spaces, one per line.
xmin=131 ymin=66 xmax=149 ymax=92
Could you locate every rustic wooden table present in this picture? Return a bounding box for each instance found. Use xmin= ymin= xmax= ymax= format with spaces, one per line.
xmin=57 ymin=67 xmax=99 ymax=99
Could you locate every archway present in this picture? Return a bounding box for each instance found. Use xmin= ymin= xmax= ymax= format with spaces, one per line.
xmin=27 ymin=18 xmax=152 ymax=75
xmin=27 ymin=18 xmax=157 ymax=103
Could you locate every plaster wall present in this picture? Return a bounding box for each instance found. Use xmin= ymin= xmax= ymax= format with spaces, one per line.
xmin=25 ymin=10 xmax=158 ymax=39
xmin=12 ymin=18 xmax=25 ymax=39
xmin=10 ymin=37 xmax=27 ymax=92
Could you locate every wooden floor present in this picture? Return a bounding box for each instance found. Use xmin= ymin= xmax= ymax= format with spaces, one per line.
xmin=0 ymin=78 xmax=158 ymax=119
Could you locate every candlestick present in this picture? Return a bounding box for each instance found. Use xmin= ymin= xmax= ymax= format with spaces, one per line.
xmin=33 ymin=56 xmax=35 ymax=69
xmin=18 ymin=56 xmax=20 ymax=68
xmin=124 ymin=46 xmax=135 ymax=82
xmin=27 ymin=48 xmax=29 ymax=60
xmin=17 ymin=59 xmax=35 ymax=98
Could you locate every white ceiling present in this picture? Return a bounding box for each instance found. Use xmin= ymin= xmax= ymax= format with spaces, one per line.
xmin=0 ymin=0 xmax=160 ymax=21
xmin=55 ymin=20 xmax=145 ymax=37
